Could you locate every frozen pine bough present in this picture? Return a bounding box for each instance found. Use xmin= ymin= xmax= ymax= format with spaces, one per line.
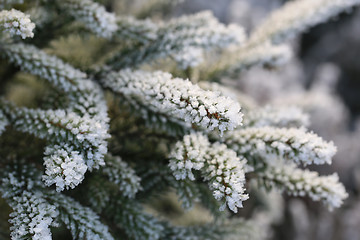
xmin=100 ymin=69 xmax=243 ymax=135
xmin=0 ymin=0 xmax=357 ymax=239
xmin=0 ymin=9 xmax=35 ymax=39
xmin=257 ymin=160 xmax=348 ymax=210
xmin=168 ymin=133 xmax=249 ymax=212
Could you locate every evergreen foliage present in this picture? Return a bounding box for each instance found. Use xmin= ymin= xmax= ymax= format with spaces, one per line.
xmin=0 ymin=0 xmax=358 ymax=239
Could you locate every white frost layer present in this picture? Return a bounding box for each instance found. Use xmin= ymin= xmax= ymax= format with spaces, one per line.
xmin=0 ymin=9 xmax=35 ymax=38
xmin=102 ymin=69 xmax=243 ymax=134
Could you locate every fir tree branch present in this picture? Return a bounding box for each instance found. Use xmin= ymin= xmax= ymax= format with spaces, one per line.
xmin=100 ymin=155 xmax=142 ymax=198
xmin=114 ymin=16 xmax=158 ymax=44
xmin=203 ymin=43 xmax=292 ymax=81
xmin=169 ymin=133 xmax=209 ymax=181
xmin=0 ymin=9 xmax=35 ymax=39
xmin=7 ymin=191 xmax=59 ymax=240
xmin=47 ymin=193 xmax=115 ymax=240
xmin=56 ymin=0 xmax=118 ymax=39
xmin=248 ymin=0 xmax=360 ymax=46
xmin=0 ymin=102 xmax=109 ymax=170
xmin=202 ymin=142 xmax=249 ymax=213
xmin=107 ymin=11 xmax=245 ymax=69
xmin=257 ymin=161 xmax=348 ymax=209
xmin=136 ymin=165 xmax=176 ymax=200
xmin=42 ymin=144 xmax=88 ymax=192
xmin=100 ymin=69 xmax=243 ymax=135
xmin=169 ymin=133 xmax=249 ymax=213
xmin=1 ymin=43 xmax=109 ymax=123
xmin=0 ymin=163 xmax=114 ymax=240
xmin=105 ymin=196 xmax=165 ymax=240
xmin=0 ymin=165 xmax=59 ymax=240
xmin=243 ymin=106 xmax=310 ymax=128
xmin=170 ymin=178 xmax=201 ymax=210
xmin=224 ymin=127 xmax=337 ymax=166
xmin=8 ymin=191 xmax=59 ymax=240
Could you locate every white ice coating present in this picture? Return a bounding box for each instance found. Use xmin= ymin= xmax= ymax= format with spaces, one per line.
xmin=0 ymin=9 xmax=35 ymax=39
xmin=102 ymin=69 xmax=243 ymax=134
xmin=169 ymin=133 xmax=248 ymax=213
xmin=225 ymin=127 xmax=337 ymax=166
xmin=42 ymin=145 xmax=88 ymax=191
xmin=260 ymin=161 xmax=348 ymax=209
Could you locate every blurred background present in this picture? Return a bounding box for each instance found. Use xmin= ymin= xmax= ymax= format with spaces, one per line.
xmin=115 ymin=0 xmax=360 ymax=239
